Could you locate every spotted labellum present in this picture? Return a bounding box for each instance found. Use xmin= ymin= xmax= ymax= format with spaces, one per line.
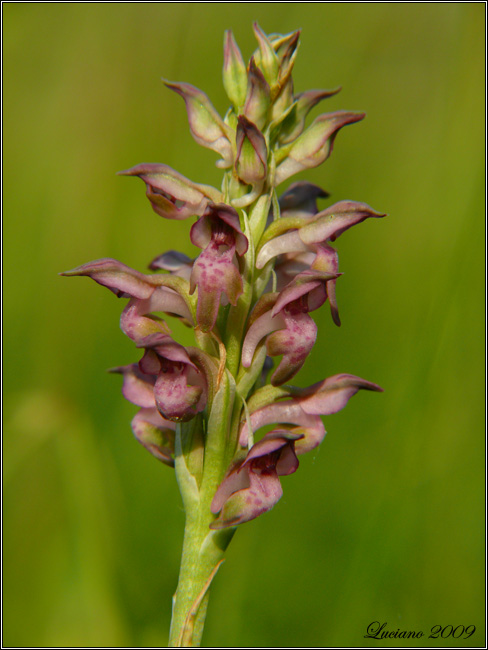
xmin=62 ymin=24 xmax=384 ymax=647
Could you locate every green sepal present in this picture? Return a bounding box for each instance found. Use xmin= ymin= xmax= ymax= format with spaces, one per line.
xmin=245 ymin=384 xmax=293 ymax=418
xmin=257 ymin=215 xmax=309 ymax=252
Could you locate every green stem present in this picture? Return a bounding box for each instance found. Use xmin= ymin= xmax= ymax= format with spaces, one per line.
xmin=168 ymin=496 xmax=234 ymax=647
xmin=169 ymin=373 xmax=236 ymax=647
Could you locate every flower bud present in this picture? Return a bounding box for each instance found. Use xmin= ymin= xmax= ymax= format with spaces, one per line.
xmin=235 ymin=116 xmax=267 ymax=185
xmin=164 ymin=80 xmax=234 ymax=167
xmin=223 ymin=30 xmax=247 ymax=108
xmin=252 ymin=22 xmax=279 ymax=89
xmin=243 ymin=58 xmax=271 ymax=130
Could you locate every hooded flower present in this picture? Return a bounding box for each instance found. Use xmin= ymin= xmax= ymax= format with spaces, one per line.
xmin=108 ymin=364 xmax=177 ymax=465
xmin=274 ymin=111 xmax=365 ymax=186
xmin=242 ymin=252 xmax=338 ymax=384
xmin=118 ymin=163 xmax=222 ymax=220
xmin=239 ymin=373 xmax=383 ymax=450
xmin=190 ymin=203 xmax=248 ymax=331
xmin=164 ymin=81 xmax=235 ymax=168
xmin=60 ymin=258 xmax=195 ymax=343
xmin=256 ymin=200 xmax=385 ymax=269
xmin=210 ymin=430 xmax=302 ymax=529
xmin=62 ymin=24 xmax=385 ymax=555
xmin=132 ymin=406 xmax=176 ymax=467
xmin=136 ymin=333 xmax=207 ymax=422
xmin=112 ymin=332 xmax=207 ymax=423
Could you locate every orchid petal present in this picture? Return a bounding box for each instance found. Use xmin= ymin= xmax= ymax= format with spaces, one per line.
xmin=109 ymin=364 xmax=156 ymax=408
xmin=164 ymin=81 xmax=234 ymax=167
xmin=267 ymin=312 xmax=317 ymax=385
xmin=256 ymin=229 xmax=307 ymax=269
xmin=279 ymin=181 xmax=329 ymax=218
xmin=252 ymin=22 xmax=279 ymax=87
xmin=154 ymin=369 xmax=204 ymax=422
xmin=190 ymin=203 xmax=248 ymax=255
xmin=149 ymin=250 xmax=193 ymax=282
xmin=271 ymin=277 xmax=328 ymax=316
xmin=189 ymin=204 xmax=248 ymax=331
xmin=210 ymin=431 xmax=301 ymax=529
xmin=296 ymin=373 xmax=383 ymax=415
xmin=243 ymin=430 xmax=301 ymax=469
xmin=60 ymin=258 xmax=154 ymax=299
xmin=241 ymin=309 xmax=285 ymax=368
xmin=121 ymin=301 xmax=167 ymax=343
xmin=119 ymin=163 xmax=220 ymax=220
xmin=275 ymin=111 xmax=365 ymax=185
xmin=190 ymin=246 xmax=243 ymax=332
xmin=138 ymin=333 xmax=198 ymax=369
xmin=235 ymin=116 xmax=267 ymax=185
xmin=243 ymin=58 xmax=271 ymax=130
xmin=239 ymin=400 xmax=325 ymax=452
xmin=131 ymin=408 xmax=176 ymax=467
xmin=279 ymin=88 xmax=341 ymax=144
xmin=210 ymin=468 xmax=283 ymax=529
xmin=299 ymin=201 xmax=386 ymax=244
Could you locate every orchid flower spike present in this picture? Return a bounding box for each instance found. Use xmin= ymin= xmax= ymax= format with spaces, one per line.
xmin=61 ymin=24 xmax=384 ymax=646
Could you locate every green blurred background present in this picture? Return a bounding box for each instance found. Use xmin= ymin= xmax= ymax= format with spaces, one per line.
xmin=4 ymin=3 xmax=485 ymax=647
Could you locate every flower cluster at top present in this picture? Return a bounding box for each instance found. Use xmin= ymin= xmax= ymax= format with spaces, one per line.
xmin=62 ymin=25 xmax=383 ymax=529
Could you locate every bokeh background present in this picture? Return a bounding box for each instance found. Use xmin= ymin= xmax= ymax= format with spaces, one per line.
xmin=4 ymin=3 xmax=485 ymax=648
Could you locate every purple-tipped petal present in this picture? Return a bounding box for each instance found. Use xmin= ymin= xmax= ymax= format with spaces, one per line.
xmin=275 ymin=30 xmax=300 ymax=87
xmin=274 ymin=251 xmax=316 ymax=289
xmin=279 ymin=88 xmax=342 ymax=144
xmin=309 ymin=245 xmax=341 ymax=325
xmin=256 ymin=201 xmax=384 ymax=269
xmin=131 ymin=408 xmax=176 ymax=467
xmin=275 ymin=111 xmax=365 ymax=185
xmin=299 ymin=201 xmax=386 ymax=244
xmin=60 ymin=258 xmax=154 ymax=299
xmin=296 ymin=373 xmax=383 ymax=415
xmin=164 ymin=81 xmax=233 ymax=166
